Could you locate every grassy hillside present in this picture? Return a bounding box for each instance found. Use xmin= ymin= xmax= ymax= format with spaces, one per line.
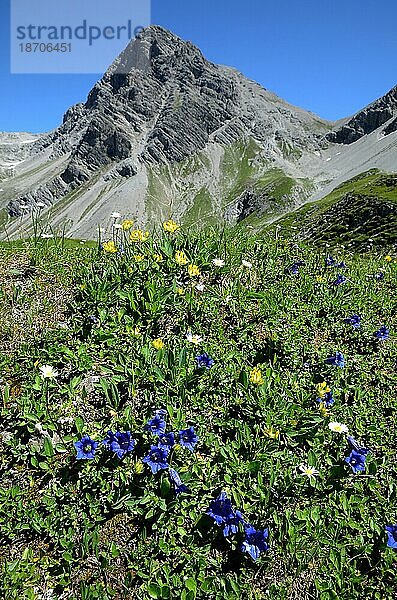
xmin=0 ymin=223 xmax=396 ymax=599
xmin=274 ymin=170 xmax=397 ymax=247
xmin=146 ymin=138 xmax=314 ymax=229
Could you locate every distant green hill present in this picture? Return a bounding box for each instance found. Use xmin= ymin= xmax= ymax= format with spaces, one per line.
xmin=273 ymin=170 xmax=397 ymax=248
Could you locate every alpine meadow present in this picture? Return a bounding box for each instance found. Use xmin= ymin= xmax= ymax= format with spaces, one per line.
xmin=0 ymin=23 xmax=396 ymax=600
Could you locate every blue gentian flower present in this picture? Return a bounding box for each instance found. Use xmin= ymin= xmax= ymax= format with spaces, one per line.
xmin=325 ymin=256 xmax=336 ymax=267
xmin=157 ymin=432 xmax=175 ymax=449
xmin=286 ymin=260 xmax=304 ymax=275
xmin=347 ymin=435 xmax=368 ymax=450
xmin=337 ymin=261 xmax=347 ymax=269
xmin=178 ymin=426 xmax=198 ymax=452
xmin=344 ymin=315 xmax=361 ymax=328
xmin=241 ymin=524 xmax=269 ymax=560
xmin=88 ymin=315 xmax=99 ymax=323
xmin=345 ymin=449 xmax=368 ymax=473
xmin=169 ymin=468 xmax=189 ymax=495
xmin=316 ymin=391 xmax=334 ymax=408
xmin=74 ymin=435 xmax=98 ymax=460
xmin=195 ymin=353 xmax=214 ymax=369
xmin=142 ymin=445 xmax=170 ymax=474
xmin=347 ymin=435 xmax=370 ymax=455
xmin=385 ymin=525 xmax=397 ymax=549
xmin=325 ymin=352 xmax=345 ymax=368
xmin=145 ymin=410 xmax=167 ymax=435
xmin=102 ymin=431 xmax=135 ymax=458
xmin=207 ymin=492 xmax=235 ymax=527
xmin=375 ymin=325 xmax=389 ymax=340
xmin=223 ymin=510 xmax=245 ymax=537
xmin=374 ymin=272 xmax=385 ymax=280
xmin=207 ymin=492 xmax=247 ymax=537
xmin=332 ymin=274 xmax=347 ymax=285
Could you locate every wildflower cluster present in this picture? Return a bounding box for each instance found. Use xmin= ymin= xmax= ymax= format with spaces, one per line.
xmin=74 ymin=409 xmax=198 ymax=497
xmin=206 ymin=492 xmax=269 ymax=560
xmin=8 ymin=225 xmax=394 ymax=599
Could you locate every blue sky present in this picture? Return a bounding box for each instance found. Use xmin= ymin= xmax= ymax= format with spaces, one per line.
xmin=1 ymin=0 xmax=396 ymax=132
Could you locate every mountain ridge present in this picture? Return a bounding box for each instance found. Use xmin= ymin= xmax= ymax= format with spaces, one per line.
xmin=0 ymin=25 xmax=396 ymax=239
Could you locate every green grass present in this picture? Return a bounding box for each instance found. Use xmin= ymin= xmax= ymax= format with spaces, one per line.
xmin=275 ymin=170 xmax=397 ymax=247
xmin=145 ymin=138 xmax=315 ymax=228
xmin=0 ymin=224 xmax=396 ymax=599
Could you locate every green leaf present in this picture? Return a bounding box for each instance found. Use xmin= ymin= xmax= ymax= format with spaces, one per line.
xmin=43 ymin=436 xmax=54 ymax=458
xmin=147 ymin=583 xmax=161 ymax=599
xmin=179 ymin=348 xmax=187 ymax=367
xmin=185 ymin=578 xmax=196 ymax=593
xmin=75 ymin=416 xmax=84 ymax=434
xmin=160 ymin=476 xmax=171 ymax=497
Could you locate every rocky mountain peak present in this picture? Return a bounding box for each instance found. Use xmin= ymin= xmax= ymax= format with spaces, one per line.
xmin=327 ymin=84 xmax=397 ymax=144
xmin=2 ymin=27 xmax=396 ymax=241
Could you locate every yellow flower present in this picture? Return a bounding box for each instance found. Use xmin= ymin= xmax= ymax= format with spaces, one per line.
xmin=316 ymin=382 xmax=331 ymax=398
xmin=153 ymin=254 xmax=164 ymax=262
xmin=152 ymin=338 xmax=165 ymax=350
xmin=188 ymin=263 xmax=201 ymax=278
xmin=122 ymin=219 xmax=134 ymax=231
xmin=133 ymin=254 xmax=145 ymax=263
xmin=385 ymin=255 xmax=392 ymax=262
xmin=318 ymin=403 xmax=330 ymax=417
xmin=316 ymin=276 xmax=325 ymax=283
xmin=130 ymin=229 xmax=150 ymax=243
xmin=176 ymin=287 xmax=185 ymax=295
xmin=249 ymin=366 xmax=264 ymax=385
xmin=134 ymin=460 xmax=144 ymax=474
xmin=163 ymin=219 xmax=180 ymax=233
xmin=103 ymin=240 xmax=118 ymax=253
xmin=264 ymin=426 xmax=280 ymax=439
xmin=175 ymin=250 xmax=188 ymax=265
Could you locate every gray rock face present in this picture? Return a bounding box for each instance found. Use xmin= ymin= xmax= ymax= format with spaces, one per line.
xmin=327 ymin=86 xmax=397 ymax=144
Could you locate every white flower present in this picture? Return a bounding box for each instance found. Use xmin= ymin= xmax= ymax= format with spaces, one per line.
xmin=195 ymin=283 xmax=205 ymax=292
xmin=39 ymin=365 xmax=58 ymax=380
xmin=113 ymin=223 xmax=122 ymax=229
xmin=40 ymin=233 xmax=54 ymax=239
xmin=36 ymin=201 xmax=46 ymax=208
xmin=212 ymin=258 xmax=225 ymax=267
xmin=299 ymin=464 xmax=319 ymax=480
xmin=241 ymin=260 xmax=252 ymax=269
xmin=111 ymin=212 xmax=122 ymax=219
xmin=186 ymin=332 xmax=203 ymax=344
xmin=329 ymin=422 xmax=349 ymax=434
